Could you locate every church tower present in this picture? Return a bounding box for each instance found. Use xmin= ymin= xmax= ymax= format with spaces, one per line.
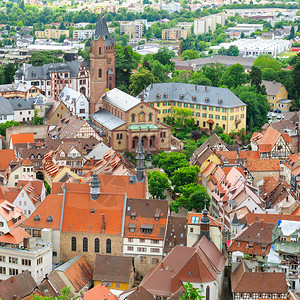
xmin=199 ymin=207 xmax=210 ymax=241
xmin=89 ymin=15 xmax=116 ymax=114
xmin=136 ymin=134 xmax=145 ymax=182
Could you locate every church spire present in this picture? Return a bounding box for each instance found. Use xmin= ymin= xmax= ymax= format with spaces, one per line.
xmin=199 ymin=206 xmax=210 ymax=241
xmin=90 ymin=172 xmax=101 ymax=200
xmin=94 ymin=15 xmax=114 ymax=46
xmin=136 ymin=133 xmax=145 ymax=182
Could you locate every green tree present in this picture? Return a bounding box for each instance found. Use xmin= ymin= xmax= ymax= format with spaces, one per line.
xmin=180 ymin=282 xmax=205 ymax=300
xmin=226 ymin=45 xmax=239 ymax=56
xmin=32 ymin=287 xmax=71 ymax=299
xmin=152 ymin=152 xmax=189 ymax=177
xmin=33 ymin=110 xmax=43 ymax=125
xmin=201 ymin=63 xmax=227 ymax=87
xmin=129 ymin=69 xmax=154 ymax=96
xmin=219 ymin=64 xmax=248 ymax=89
xmin=249 ymin=65 xmax=263 ymax=93
xmin=289 ymin=25 xmax=295 ymax=40
xmin=3 ymin=63 xmax=17 ymax=84
xmin=190 ymin=72 xmax=212 ymax=86
xmin=233 ymin=85 xmax=268 ymax=129
xmin=148 ymin=170 xmax=170 ymax=199
xmin=28 ymin=51 xmax=63 ymax=66
xmin=253 ymin=54 xmax=281 ymax=71
xmin=153 ymin=46 xmax=175 ymax=66
xmin=197 ymin=41 xmax=207 ymax=51
xmin=181 ymin=49 xmax=200 ymax=61
xmin=115 ymin=45 xmax=142 ymax=91
xmin=58 ymin=34 xmax=67 ymax=43
xmin=173 ymin=107 xmax=194 ymax=128
xmin=190 ymin=130 xmax=202 ymax=142
xmin=171 ymin=166 xmax=199 ymax=192
xmin=262 ymin=68 xmax=279 ymax=81
xmin=171 ymin=183 xmax=210 ymax=212
xmin=0 ymin=120 xmax=20 ymax=136
xmin=213 ymin=125 xmax=224 ymax=135
xmin=292 ymin=60 xmax=300 ymax=100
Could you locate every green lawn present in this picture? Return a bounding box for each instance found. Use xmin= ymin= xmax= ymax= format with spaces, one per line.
xmin=278 ymin=51 xmax=298 ymax=58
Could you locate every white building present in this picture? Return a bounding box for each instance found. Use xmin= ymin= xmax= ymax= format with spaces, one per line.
xmin=211 ymin=37 xmax=292 ymax=57
xmin=10 ymin=98 xmax=35 ymax=122
xmin=73 ymin=29 xmax=94 ymax=40
xmin=194 ymin=13 xmax=226 ymax=35
xmin=60 ymin=86 xmax=89 ymax=119
xmin=0 ymin=230 xmax=52 ymax=284
xmin=0 ymin=97 xmax=14 ymax=124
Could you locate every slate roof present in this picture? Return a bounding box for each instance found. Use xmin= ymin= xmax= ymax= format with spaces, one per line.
xmin=142 ymin=83 xmax=246 ymax=108
xmin=94 ymin=16 xmax=114 ymax=47
xmin=9 ymin=97 xmax=34 ymax=111
xmin=18 ymin=61 xmax=88 ymax=81
xmin=0 ymin=96 xmax=14 ymax=116
xmin=90 ymin=109 xmax=126 ymax=130
xmin=262 ymin=80 xmax=285 ymax=96
xmin=93 ymin=254 xmax=133 ymax=282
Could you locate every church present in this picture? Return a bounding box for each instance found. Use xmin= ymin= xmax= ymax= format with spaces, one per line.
xmin=89 ymin=16 xmax=172 ymax=153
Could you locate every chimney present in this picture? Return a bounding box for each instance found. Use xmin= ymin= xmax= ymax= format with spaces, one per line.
xmin=151 ymin=83 xmax=153 ymax=89
xmin=260 ymin=220 xmax=264 ymax=230
xmin=13 ymin=296 xmax=17 ymax=300
xmin=205 ymin=86 xmax=207 ymax=92
xmin=90 ymin=157 xmax=94 ymax=166
xmin=160 ymin=262 xmax=164 ymax=270
xmin=195 ymin=85 xmax=197 ymax=91
xmin=11 ymin=277 xmax=15 ymax=283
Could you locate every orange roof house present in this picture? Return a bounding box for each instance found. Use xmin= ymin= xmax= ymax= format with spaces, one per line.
xmin=10 ymin=133 xmax=34 ymax=149
xmin=83 ymin=283 xmax=118 ymax=300
xmin=0 ymin=149 xmax=17 ymax=171
xmin=0 ymin=226 xmax=30 ymax=244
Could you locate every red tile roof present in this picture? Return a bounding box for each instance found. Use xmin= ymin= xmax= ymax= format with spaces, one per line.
xmin=0 ymin=226 xmax=30 ymax=244
xmin=257 ymin=127 xmax=280 ymax=153
xmin=0 ymin=200 xmax=26 ymax=230
xmin=84 ymin=284 xmax=118 ymax=300
xmin=188 ymin=212 xmax=219 ymax=227
xmin=245 ymin=159 xmax=280 ymax=172
xmin=10 ymin=133 xmax=34 ymax=148
xmin=0 ymin=149 xmax=17 ymax=171
xmin=244 ymin=212 xmax=300 ymax=224
xmin=231 ymin=262 xmax=287 ymax=294
xmin=239 ymin=151 xmax=260 ymax=160
xmin=22 ymin=158 xmax=33 ymax=166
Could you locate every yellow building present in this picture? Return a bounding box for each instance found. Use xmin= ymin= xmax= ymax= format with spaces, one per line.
xmin=262 ymin=80 xmax=289 ymax=111
xmin=143 ymin=83 xmax=247 ymax=134
xmin=93 ymin=254 xmax=134 ymax=290
xmin=162 ymin=27 xmax=190 ymax=40
xmin=120 ymin=21 xmax=144 ymax=39
xmin=35 ymin=29 xmax=69 ymax=39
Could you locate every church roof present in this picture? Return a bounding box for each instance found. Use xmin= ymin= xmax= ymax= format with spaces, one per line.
xmin=104 ymin=88 xmax=141 ymax=112
xmin=90 ymin=109 xmax=125 ymax=130
xmin=94 ymin=15 xmax=114 ymax=47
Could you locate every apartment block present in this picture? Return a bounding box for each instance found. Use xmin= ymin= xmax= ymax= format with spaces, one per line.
xmin=73 ymin=29 xmax=94 ymax=40
xmin=162 ymin=27 xmax=190 ymax=40
xmin=120 ymin=20 xmax=145 ymax=39
xmin=35 ymin=29 xmax=70 ymax=39
xmin=194 ymin=13 xmax=226 ymax=34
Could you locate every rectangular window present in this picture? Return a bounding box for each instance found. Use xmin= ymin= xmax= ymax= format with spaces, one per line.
xmin=150 ymin=248 xmax=160 ymax=253
xmin=128 ymin=238 xmax=133 ymax=242
xmin=196 ymin=112 xmax=200 ymax=117
xmin=202 ymin=113 xmax=207 ymax=118
xmin=9 ymin=268 xmax=18 ymax=276
xmin=209 ymin=106 xmax=213 ymax=111
xmin=222 ymin=108 xmax=226 ymax=113
xmin=137 ymin=247 xmax=147 ymax=252
xmin=152 ymin=258 xmax=159 ymax=264
xmin=79 ymin=109 xmax=85 ymax=113
xmin=184 ymin=103 xmax=188 ymax=108
xmin=209 ymin=114 xmax=213 ymax=119
xmin=151 ymin=240 xmax=159 ymax=244
xmin=203 ymin=106 xmax=207 ymax=110
xmin=140 ymin=256 xmax=147 ymax=264
xmin=140 ymin=239 xmax=145 ymax=243
xmin=215 ymin=115 xmax=220 ymax=120
xmin=190 ymin=104 xmax=194 ymax=108
xmin=0 ymin=256 xmax=5 ymax=262
xmin=215 ymin=107 xmax=220 ymax=112
xmin=230 ymin=116 xmax=234 ymax=121
xmin=241 ymin=114 xmax=244 ymax=118
xmin=9 ymin=257 xmax=18 ymax=264
xmin=222 ymin=116 xmax=226 ymax=120
xmin=127 ymin=246 xmax=134 ymax=251
xmin=0 ymin=267 xmax=6 ymax=274
xmin=22 ymin=259 xmax=31 ymax=266
xmin=33 ymin=230 xmax=41 ymax=237
xmin=37 ymin=257 xmax=43 ymax=265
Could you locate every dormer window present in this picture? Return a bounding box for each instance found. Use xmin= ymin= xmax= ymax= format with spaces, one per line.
xmin=60 ymin=152 xmax=65 ymax=157
xmin=140 ymin=224 xmax=153 ymax=234
xmin=30 ymin=154 xmax=35 ymax=159
xmin=129 ymin=223 xmax=136 ymax=232
xmin=157 ymin=94 xmax=161 ymax=99
xmin=130 ymin=212 xmax=136 ymax=220
xmin=218 ymin=99 xmax=222 ymax=104
xmin=46 ymin=215 xmax=53 ymax=223
xmin=192 ymin=96 xmax=196 ymax=101
xmin=205 ymin=97 xmax=209 ymax=102
xmin=179 ymin=94 xmax=184 ymax=99
xmin=164 ymin=93 xmax=168 ymax=98
xmin=34 ymin=214 xmax=40 ymax=222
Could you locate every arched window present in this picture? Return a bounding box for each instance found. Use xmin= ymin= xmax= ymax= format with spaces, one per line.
xmin=98 ymin=69 xmax=102 ymax=78
xmin=71 ymin=237 xmax=76 ymax=252
xmin=106 ymin=238 xmax=111 ymax=254
xmin=83 ymin=237 xmax=88 ymax=252
xmin=206 ymin=285 xmax=210 ymax=300
xmin=149 ymin=113 xmax=152 ymax=122
xmin=139 ymin=112 xmax=145 ymax=122
xmin=94 ymin=238 xmax=100 ymax=253
xmin=131 ymin=114 xmax=135 ymax=122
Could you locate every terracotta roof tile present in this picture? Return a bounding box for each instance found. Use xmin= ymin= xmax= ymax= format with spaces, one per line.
xmin=239 ymin=151 xmax=260 ymax=160
xmin=245 ymin=159 xmax=280 ymax=172
xmin=22 ymin=158 xmax=33 ymax=166
xmin=10 ymin=133 xmax=34 ymax=148
xmin=0 ymin=226 xmax=30 ymax=244
xmin=216 ymin=151 xmax=238 ymax=164
xmin=231 ymin=262 xmax=287 ymax=293
xmin=0 ymin=149 xmax=17 ymax=171
xmin=257 ymin=127 xmax=281 ymax=152
xmin=84 ymin=284 xmax=118 ymax=300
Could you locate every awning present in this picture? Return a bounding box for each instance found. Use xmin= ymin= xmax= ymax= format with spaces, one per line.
xmin=207 ymin=119 xmax=214 ymax=124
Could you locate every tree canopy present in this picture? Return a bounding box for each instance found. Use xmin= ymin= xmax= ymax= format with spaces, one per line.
xmin=148 ymin=170 xmax=170 ymax=199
